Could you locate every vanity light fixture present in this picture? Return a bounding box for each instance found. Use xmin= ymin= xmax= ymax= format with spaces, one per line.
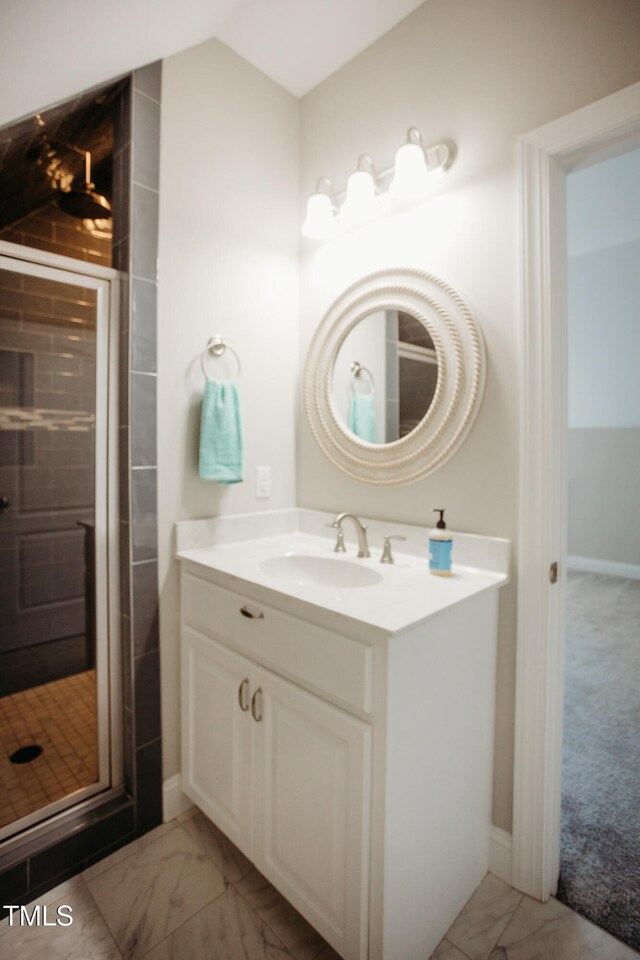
xmin=302 ymin=127 xmax=456 ymax=239
xmin=301 ymin=177 xmax=339 ymax=239
xmin=340 ymin=155 xmax=378 ymax=226
xmin=389 ymin=127 xmax=430 ymax=200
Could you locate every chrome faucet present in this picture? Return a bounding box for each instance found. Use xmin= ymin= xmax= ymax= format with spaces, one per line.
xmin=379 ymin=534 xmax=407 ymax=564
xmin=330 ymin=513 xmax=370 ymax=558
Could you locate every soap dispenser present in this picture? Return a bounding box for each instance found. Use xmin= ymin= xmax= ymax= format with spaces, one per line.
xmin=429 ymin=508 xmax=452 ymax=576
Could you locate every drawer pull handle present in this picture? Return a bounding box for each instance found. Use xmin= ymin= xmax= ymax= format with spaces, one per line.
xmin=240 ymin=606 xmax=264 ymax=620
xmin=238 ymin=678 xmax=250 ymax=712
xmin=251 ymin=687 xmax=263 ymax=722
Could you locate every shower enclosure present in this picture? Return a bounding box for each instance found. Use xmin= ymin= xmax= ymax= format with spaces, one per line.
xmin=0 ymin=243 xmax=119 ymax=842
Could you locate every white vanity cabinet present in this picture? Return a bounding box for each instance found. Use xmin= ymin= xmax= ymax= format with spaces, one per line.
xmin=181 ymin=571 xmax=372 ymax=960
xmin=179 ymin=553 xmax=502 ymax=960
xmin=182 ymin=627 xmax=253 ymax=852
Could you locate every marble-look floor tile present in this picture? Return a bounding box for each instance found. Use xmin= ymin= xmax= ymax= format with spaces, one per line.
xmin=180 ymin=810 xmax=252 ymax=884
xmin=0 ymin=884 xmax=121 ymax=960
xmin=235 ymin=868 xmax=327 ymax=960
xmin=446 ymin=873 xmax=523 ymax=960
xmin=0 ymin=873 xmax=85 ymax=938
xmin=431 ymin=938 xmax=474 ymax=960
xmin=82 ymin=821 xmax=174 ymax=882
xmin=141 ymin=886 xmax=294 ymax=960
xmin=489 ymin=895 xmax=639 ymax=960
xmin=86 ymin=824 xmax=225 ymax=960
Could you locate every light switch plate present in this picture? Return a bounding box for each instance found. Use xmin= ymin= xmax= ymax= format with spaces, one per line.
xmin=256 ymin=466 xmax=271 ymax=498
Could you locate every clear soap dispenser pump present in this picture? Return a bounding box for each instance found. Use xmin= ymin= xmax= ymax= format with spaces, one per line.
xmin=429 ymin=508 xmax=452 ymax=576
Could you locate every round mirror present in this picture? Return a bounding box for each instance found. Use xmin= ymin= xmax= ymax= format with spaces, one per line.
xmin=332 ymin=310 xmax=438 ymax=445
xmin=304 ymin=267 xmax=485 ymax=485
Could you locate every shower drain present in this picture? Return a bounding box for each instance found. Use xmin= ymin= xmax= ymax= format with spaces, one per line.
xmin=9 ymin=744 xmax=43 ymax=764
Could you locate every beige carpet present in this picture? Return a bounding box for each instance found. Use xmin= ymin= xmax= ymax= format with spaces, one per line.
xmin=558 ymin=571 xmax=640 ymax=950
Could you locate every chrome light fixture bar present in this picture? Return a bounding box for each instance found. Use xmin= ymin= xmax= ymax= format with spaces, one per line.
xmin=302 ymin=127 xmax=456 ymax=240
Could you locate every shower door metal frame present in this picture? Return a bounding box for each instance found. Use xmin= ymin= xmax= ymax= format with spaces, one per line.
xmin=0 ymin=239 xmax=122 ymax=843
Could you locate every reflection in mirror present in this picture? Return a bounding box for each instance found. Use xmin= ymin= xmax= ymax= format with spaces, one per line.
xmin=333 ymin=310 xmax=438 ymax=444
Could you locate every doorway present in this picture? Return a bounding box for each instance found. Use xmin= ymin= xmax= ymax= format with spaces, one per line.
xmin=0 ymin=245 xmax=118 ymax=841
xmin=556 ymin=148 xmax=640 ymax=948
xmin=512 ymin=79 xmax=640 ymax=912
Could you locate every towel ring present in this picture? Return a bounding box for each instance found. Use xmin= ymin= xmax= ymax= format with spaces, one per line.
xmin=350 ymin=361 xmax=374 ymax=395
xmin=201 ymin=336 xmax=241 ymax=379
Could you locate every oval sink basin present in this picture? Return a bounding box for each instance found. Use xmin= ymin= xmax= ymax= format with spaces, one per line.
xmin=260 ymin=553 xmax=383 ymax=589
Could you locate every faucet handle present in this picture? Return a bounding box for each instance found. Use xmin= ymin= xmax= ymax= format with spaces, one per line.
xmin=325 ymin=522 xmax=346 ymax=552
xmin=380 ymin=535 xmax=407 ymax=564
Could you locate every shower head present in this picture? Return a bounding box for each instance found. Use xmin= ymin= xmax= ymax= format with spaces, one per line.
xmin=58 ymin=182 xmax=112 ymax=219
xmin=57 ymin=150 xmax=112 ymax=220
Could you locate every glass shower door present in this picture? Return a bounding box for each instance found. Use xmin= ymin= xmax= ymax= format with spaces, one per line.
xmin=0 ymin=253 xmax=112 ymax=840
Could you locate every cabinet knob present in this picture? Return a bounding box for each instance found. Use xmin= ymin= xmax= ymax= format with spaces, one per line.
xmin=238 ymin=677 xmax=250 ymax=712
xmin=240 ymin=605 xmax=264 ymax=620
xmin=251 ymin=687 xmax=263 ymax=722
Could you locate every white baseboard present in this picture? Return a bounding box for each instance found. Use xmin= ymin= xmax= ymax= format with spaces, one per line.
xmin=489 ymin=826 xmax=512 ymax=885
xmin=162 ymin=774 xmax=192 ymax=822
xmin=567 ymin=555 xmax=640 ymax=580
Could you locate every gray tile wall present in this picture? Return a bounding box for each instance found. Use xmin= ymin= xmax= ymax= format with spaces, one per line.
xmin=0 ymin=269 xmax=97 ymax=670
xmin=398 ymin=355 xmax=438 ymax=438
xmin=113 ymin=62 xmax=162 ymax=834
xmin=385 ymin=311 xmax=399 ymax=442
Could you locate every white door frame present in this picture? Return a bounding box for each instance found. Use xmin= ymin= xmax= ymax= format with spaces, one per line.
xmin=512 ymin=81 xmax=640 ymax=900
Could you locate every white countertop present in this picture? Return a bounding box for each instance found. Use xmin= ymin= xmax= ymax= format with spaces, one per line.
xmin=176 ymin=521 xmax=509 ymax=637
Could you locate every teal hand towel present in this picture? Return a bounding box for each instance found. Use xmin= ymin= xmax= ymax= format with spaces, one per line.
xmin=199 ymin=378 xmax=244 ymax=483
xmin=348 ymin=392 xmax=376 ymax=442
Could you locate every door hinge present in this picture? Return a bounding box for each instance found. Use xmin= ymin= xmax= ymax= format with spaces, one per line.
xmin=549 ymin=561 xmax=558 ymax=584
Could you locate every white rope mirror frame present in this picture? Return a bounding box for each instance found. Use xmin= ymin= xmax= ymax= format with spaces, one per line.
xmin=303 ymin=267 xmax=486 ymax=485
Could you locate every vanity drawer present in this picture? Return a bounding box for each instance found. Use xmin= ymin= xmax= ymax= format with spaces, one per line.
xmin=182 ymin=571 xmax=373 ymax=714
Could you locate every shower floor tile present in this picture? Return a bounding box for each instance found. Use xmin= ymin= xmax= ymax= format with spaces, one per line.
xmin=0 ymin=670 xmax=98 ymax=830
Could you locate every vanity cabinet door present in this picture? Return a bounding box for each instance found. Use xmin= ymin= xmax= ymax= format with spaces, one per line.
xmin=252 ymin=666 xmax=372 ymax=960
xmin=181 ymin=627 xmax=254 ymax=858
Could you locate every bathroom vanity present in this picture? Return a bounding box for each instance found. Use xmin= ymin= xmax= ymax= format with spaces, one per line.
xmin=176 ymin=509 xmax=509 ymax=960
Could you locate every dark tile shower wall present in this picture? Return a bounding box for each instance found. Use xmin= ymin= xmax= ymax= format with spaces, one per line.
xmin=398 ymin=311 xmax=434 ymax=350
xmin=398 ymin=355 xmax=438 ymax=437
xmin=397 ymin=311 xmax=437 ymax=438
xmin=385 ymin=311 xmax=399 ymax=442
xmin=0 ymin=269 xmax=97 ymax=695
xmin=0 ymin=203 xmax=111 ymax=268
xmin=114 ymin=63 xmax=162 ymax=833
xmin=0 ymin=62 xmax=162 ymax=908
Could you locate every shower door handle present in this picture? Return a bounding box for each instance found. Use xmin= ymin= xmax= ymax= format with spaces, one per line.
xmin=0 ymin=496 xmax=9 ymax=510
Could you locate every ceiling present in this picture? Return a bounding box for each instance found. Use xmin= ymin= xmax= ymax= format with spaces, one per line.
xmin=0 ymin=0 xmax=425 ymax=129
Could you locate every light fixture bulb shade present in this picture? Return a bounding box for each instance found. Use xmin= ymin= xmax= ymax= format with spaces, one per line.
xmin=302 ymin=192 xmax=337 ymax=239
xmin=340 ymin=169 xmax=377 ymax=225
xmin=390 ymin=141 xmax=429 ymax=201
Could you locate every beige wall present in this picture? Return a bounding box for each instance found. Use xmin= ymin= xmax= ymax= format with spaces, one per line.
xmin=567 ymin=234 xmax=640 ymax=569
xmin=568 ymin=428 xmax=640 ymax=566
xmin=298 ymin=0 xmax=640 ymax=830
xmin=157 ymin=39 xmax=300 ymax=778
xmin=155 ymin=1 xmax=640 ymax=827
